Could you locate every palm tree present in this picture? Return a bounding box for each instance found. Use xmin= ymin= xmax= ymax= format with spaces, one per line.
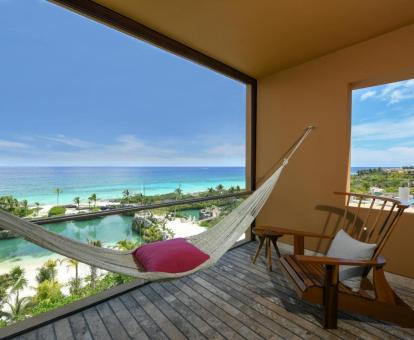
xmin=207 ymin=187 xmax=214 ymax=195
xmin=54 ymin=188 xmax=63 ymax=205
xmin=235 ymin=185 xmax=241 ymax=192
xmin=1 ymin=266 xmax=31 ymax=321
xmin=122 ymin=189 xmax=130 ymax=204
xmin=62 ymin=258 xmax=81 ymax=294
xmin=20 ymin=200 xmax=29 ymax=215
xmin=2 ymin=294 xmax=32 ymax=321
xmin=64 ymin=258 xmax=79 ymax=283
xmin=36 ymin=259 xmax=59 ymax=283
xmin=73 ymin=197 xmax=80 ymax=209
xmin=0 ymin=273 xmax=11 ymax=306
xmin=34 ymin=202 xmax=41 ymax=217
xmin=228 ymin=186 xmax=235 ymax=193
xmin=216 ymin=184 xmax=224 ymax=194
xmin=174 ymin=187 xmax=183 ymax=200
xmin=3 ymin=196 xmax=18 ymax=212
xmin=88 ymin=240 xmax=102 ymax=288
xmin=9 ymin=266 xmax=27 ymax=292
xmin=88 ymin=194 xmax=97 ymax=208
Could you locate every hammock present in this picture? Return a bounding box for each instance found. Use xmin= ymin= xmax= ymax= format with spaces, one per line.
xmin=0 ymin=127 xmax=314 ymax=281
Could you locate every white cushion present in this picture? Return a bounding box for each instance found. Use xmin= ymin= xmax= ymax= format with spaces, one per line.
xmin=326 ymin=229 xmax=376 ymax=291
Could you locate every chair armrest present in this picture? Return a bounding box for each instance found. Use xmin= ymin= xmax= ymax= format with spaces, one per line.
xmin=294 ymin=255 xmax=386 ymax=267
xmin=254 ymin=226 xmax=333 ymax=239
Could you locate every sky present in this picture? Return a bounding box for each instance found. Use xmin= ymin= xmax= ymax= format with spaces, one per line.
xmin=0 ymin=0 xmax=246 ymax=167
xmin=352 ymin=79 xmax=414 ymax=167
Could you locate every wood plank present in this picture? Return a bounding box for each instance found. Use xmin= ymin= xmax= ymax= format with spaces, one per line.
xmin=234 ymin=244 xmax=414 ymax=338
xmin=191 ymin=274 xmax=301 ymax=339
xmin=68 ymin=313 xmax=93 ymax=340
xmin=200 ymin=268 xmax=339 ymax=340
xmin=182 ymin=276 xmax=291 ymax=339
xmin=140 ymin=285 xmax=205 ymax=339
xmin=119 ymin=293 xmax=169 ymax=340
xmin=223 ymin=249 xmax=384 ymax=339
xmin=107 ymin=297 xmax=149 ymax=340
xmin=151 ymin=284 xmax=224 ymax=340
xmin=161 ymin=281 xmax=244 ymax=340
xmin=172 ymin=279 xmax=263 ymax=340
xmin=95 ymin=302 xmax=130 ymax=340
xmin=82 ymin=308 xmax=112 ymax=340
xmin=208 ymin=262 xmax=347 ymax=339
xmin=17 ymin=331 xmax=38 ymax=340
xmin=226 ymin=246 xmax=410 ymax=339
xmin=130 ymin=289 xmax=186 ymax=340
xmin=53 ymin=318 xmax=75 ymax=340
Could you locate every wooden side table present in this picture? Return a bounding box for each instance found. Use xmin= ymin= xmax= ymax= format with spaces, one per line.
xmin=252 ymin=227 xmax=283 ymax=271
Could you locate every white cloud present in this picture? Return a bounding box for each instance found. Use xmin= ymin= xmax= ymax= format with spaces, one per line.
xmin=207 ymin=144 xmax=245 ymax=157
xmin=110 ymin=135 xmax=146 ymax=152
xmin=353 ymin=116 xmax=414 ymax=141
xmin=360 ymin=90 xmax=376 ymax=101
xmin=0 ymin=139 xmax=28 ymax=149
xmin=40 ymin=134 xmax=93 ymax=148
xmin=357 ymin=79 xmax=414 ymax=104
xmin=352 ymin=146 xmax=414 ymax=167
xmin=380 ymin=80 xmax=414 ymax=104
xmin=0 ymin=133 xmax=246 ymax=166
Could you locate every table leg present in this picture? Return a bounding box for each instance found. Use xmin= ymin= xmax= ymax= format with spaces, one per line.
xmin=252 ymin=236 xmax=265 ymax=264
xmin=267 ymin=237 xmax=272 ymax=271
xmin=271 ymin=236 xmax=281 ymax=258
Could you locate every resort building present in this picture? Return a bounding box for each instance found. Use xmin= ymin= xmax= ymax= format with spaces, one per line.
xmin=2 ymin=1 xmax=414 ymax=339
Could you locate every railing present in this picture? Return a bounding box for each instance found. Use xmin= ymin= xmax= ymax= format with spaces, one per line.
xmin=29 ymin=191 xmax=252 ymax=225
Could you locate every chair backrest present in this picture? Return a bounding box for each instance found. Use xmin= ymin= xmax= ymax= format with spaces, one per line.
xmin=334 ymin=192 xmax=408 ymax=259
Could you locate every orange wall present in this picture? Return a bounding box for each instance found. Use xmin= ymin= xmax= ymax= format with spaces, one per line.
xmin=256 ymin=24 xmax=414 ymax=277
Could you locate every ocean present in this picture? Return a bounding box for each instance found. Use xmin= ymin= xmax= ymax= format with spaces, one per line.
xmin=0 ymin=167 xmax=246 ymax=205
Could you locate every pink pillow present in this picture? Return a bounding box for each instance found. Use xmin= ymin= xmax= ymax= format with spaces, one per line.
xmin=134 ymin=238 xmax=210 ymax=273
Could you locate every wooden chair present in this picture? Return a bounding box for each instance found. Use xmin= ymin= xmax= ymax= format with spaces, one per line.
xmin=256 ymin=192 xmax=414 ymax=329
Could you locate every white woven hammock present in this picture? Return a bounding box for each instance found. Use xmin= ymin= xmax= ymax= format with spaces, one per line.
xmin=0 ymin=127 xmax=313 ymax=281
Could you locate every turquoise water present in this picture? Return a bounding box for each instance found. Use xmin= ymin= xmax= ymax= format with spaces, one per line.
xmin=179 ymin=209 xmax=200 ymax=220
xmin=0 ymin=167 xmax=245 ymax=205
xmin=0 ymin=215 xmax=140 ymax=262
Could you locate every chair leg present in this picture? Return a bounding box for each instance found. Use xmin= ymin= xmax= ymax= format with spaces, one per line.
xmin=252 ymin=236 xmax=265 ymax=264
xmin=323 ymin=264 xmax=338 ymax=329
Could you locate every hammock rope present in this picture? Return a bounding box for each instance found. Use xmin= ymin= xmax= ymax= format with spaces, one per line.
xmin=0 ymin=126 xmax=314 ymax=280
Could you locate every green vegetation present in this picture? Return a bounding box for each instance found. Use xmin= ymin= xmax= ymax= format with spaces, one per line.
xmin=351 ymin=168 xmax=414 ymax=194
xmin=48 ymin=206 xmax=66 ymax=217
xmin=0 ymin=196 xmax=34 ymax=218
xmin=0 ymin=225 xmax=170 ymax=328
xmin=73 ymin=197 xmax=80 ymax=208
xmin=88 ymin=193 xmax=98 ymax=208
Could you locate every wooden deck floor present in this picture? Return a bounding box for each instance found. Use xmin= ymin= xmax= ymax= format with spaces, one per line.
xmin=11 ymin=242 xmax=414 ymax=340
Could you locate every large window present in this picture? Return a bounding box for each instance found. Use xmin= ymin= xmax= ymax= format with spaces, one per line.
xmin=351 ymin=78 xmax=414 ymax=209
xmin=0 ymin=0 xmax=251 ymax=328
